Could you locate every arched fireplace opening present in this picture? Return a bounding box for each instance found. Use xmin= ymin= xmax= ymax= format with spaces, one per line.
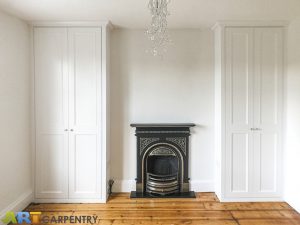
xmin=145 ymin=145 xmax=181 ymax=195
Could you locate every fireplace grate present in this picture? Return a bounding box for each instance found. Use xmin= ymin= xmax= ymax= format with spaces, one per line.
xmin=146 ymin=172 xmax=179 ymax=195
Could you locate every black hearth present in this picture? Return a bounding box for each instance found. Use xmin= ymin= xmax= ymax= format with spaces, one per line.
xmin=130 ymin=123 xmax=196 ymax=198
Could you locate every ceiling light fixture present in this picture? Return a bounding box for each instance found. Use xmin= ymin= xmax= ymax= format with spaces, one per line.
xmin=146 ymin=0 xmax=171 ymax=56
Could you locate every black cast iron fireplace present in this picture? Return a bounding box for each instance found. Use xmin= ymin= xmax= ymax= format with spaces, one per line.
xmin=130 ymin=123 xmax=196 ymax=198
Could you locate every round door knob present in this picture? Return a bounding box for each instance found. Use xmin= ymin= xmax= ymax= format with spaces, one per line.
xmin=64 ymin=129 xmax=68 ymax=131
xmin=70 ymin=129 xmax=74 ymax=132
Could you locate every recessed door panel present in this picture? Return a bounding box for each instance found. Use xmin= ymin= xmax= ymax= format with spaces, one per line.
xmin=260 ymin=133 xmax=277 ymax=192
xmin=36 ymin=134 xmax=68 ymax=198
xmin=231 ymin=133 xmax=249 ymax=193
xmin=254 ymin=28 xmax=283 ymax=128
xmin=69 ymin=28 xmax=100 ymax=130
xmin=74 ymin=36 xmax=97 ymax=127
xmin=34 ymin=28 xmax=68 ymax=132
xmin=226 ymin=28 xmax=254 ymax=129
xmin=71 ymin=135 xmax=98 ymax=194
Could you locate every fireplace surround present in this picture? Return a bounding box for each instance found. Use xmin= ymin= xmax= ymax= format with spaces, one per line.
xmin=130 ymin=123 xmax=196 ymax=198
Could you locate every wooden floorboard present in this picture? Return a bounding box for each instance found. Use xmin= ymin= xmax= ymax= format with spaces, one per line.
xmin=231 ymin=210 xmax=300 ymax=219
xmin=238 ymin=219 xmax=300 ymax=225
xmin=97 ymin=220 xmax=239 ymax=225
xmin=25 ymin=192 xmax=300 ymax=225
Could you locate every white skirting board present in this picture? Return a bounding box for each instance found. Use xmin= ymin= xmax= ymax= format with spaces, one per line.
xmin=0 ymin=190 xmax=33 ymax=224
xmin=113 ymin=180 xmax=136 ymax=192
xmin=285 ymin=198 xmax=300 ymax=213
xmin=217 ymin=196 xmax=283 ymax=202
xmin=33 ymin=198 xmax=107 ymax=204
xmin=112 ymin=180 xmax=215 ymax=192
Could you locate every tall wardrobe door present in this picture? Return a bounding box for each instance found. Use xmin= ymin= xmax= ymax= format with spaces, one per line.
xmin=225 ymin=28 xmax=254 ymax=198
xmin=68 ymin=28 xmax=102 ymax=199
xmin=34 ymin=28 xmax=69 ymax=199
xmin=253 ymin=28 xmax=283 ymax=197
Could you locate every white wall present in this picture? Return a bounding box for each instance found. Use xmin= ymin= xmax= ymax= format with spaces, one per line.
xmin=284 ymin=20 xmax=300 ymax=213
xmin=0 ymin=10 xmax=32 ymax=218
xmin=110 ymin=29 xmax=215 ymax=192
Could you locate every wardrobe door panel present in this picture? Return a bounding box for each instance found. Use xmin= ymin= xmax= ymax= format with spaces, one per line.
xmin=72 ymin=135 xmax=98 ymax=193
xmin=254 ymin=28 xmax=283 ymax=129
xmin=34 ymin=28 xmax=69 ymax=199
xmin=231 ymin=133 xmax=250 ymax=192
xmin=225 ymin=28 xmax=254 ymax=130
xmin=225 ymin=28 xmax=254 ymax=197
xmin=35 ymin=134 xmax=68 ymax=198
xmin=260 ymin=133 xmax=277 ymax=192
xmin=253 ymin=28 xmax=283 ymax=196
xmin=68 ymin=28 xmax=102 ymax=199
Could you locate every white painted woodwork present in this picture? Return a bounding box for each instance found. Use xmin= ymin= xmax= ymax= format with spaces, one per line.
xmin=252 ymin=28 xmax=283 ymax=197
xmin=214 ymin=23 xmax=284 ymax=201
xmin=34 ymin=24 xmax=110 ymax=202
xmin=34 ymin=28 xmax=69 ymax=199
xmin=225 ymin=28 xmax=254 ymax=198
xmin=68 ymin=28 xmax=102 ymax=199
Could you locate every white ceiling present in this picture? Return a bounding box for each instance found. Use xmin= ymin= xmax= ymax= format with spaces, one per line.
xmin=0 ymin=0 xmax=299 ymax=28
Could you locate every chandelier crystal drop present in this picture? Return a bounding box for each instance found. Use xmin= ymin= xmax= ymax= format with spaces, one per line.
xmin=146 ymin=0 xmax=171 ymax=56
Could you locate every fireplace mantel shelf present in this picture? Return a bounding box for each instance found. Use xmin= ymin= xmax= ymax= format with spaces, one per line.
xmin=130 ymin=123 xmax=196 ymax=128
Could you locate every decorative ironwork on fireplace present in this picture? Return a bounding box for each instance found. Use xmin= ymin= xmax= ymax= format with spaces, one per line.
xmin=130 ymin=123 xmax=195 ymax=198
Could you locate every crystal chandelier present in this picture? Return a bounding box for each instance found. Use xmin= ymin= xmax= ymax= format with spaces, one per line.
xmin=146 ymin=0 xmax=171 ymax=56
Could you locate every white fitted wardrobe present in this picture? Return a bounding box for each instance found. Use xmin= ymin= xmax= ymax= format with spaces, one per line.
xmin=33 ymin=23 xmax=110 ymax=203
xmin=214 ymin=22 xmax=285 ymax=201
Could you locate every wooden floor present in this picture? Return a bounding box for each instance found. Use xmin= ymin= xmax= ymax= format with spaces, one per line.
xmin=26 ymin=193 xmax=300 ymax=225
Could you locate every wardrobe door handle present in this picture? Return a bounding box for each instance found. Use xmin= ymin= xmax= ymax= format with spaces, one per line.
xmin=64 ymin=129 xmax=68 ymax=131
xmin=251 ymin=128 xmax=262 ymax=131
xmin=70 ymin=129 xmax=74 ymax=132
